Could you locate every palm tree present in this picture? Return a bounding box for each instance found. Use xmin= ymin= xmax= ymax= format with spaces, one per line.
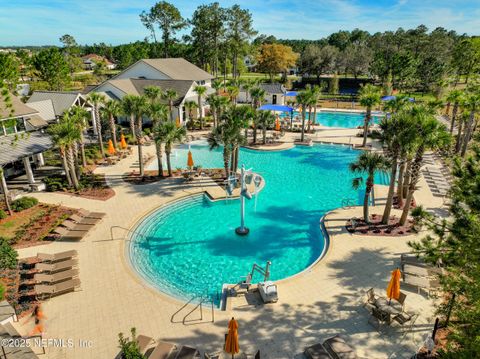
xmin=160 ymin=122 xmax=186 ymax=176
xmin=455 ymin=112 xmax=469 ymax=154
xmin=143 ymin=85 xmax=163 ymax=103
xmin=193 ymin=85 xmax=207 ymax=129
xmin=445 ymin=90 xmax=464 ymax=134
xmin=49 ymin=114 xmax=82 ymax=190
xmin=460 ymin=91 xmax=480 ymax=157
xmin=101 ymin=100 xmax=120 ymax=149
xmin=121 ymin=94 xmax=137 ymax=143
xmin=163 ymin=89 xmax=178 ymax=122
xmin=211 ymin=79 xmax=223 ymax=95
xmin=296 ymin=91 xmax=312 ymax=143
xmin=226 ymin=85 xmax=239 ymax=106
xmin=87 ymin=92 xmax=106 ymax=158
xmin=68 ymin=106 xmax=89 ymax=168
xmin=131 ymin=96 xmax=148 ymax=176
xmin=149 ymin=103 xmax=169 ymax=177
xmin=350 ymin=151 xmax=390 ymax=223
xmin=358 ymin=84 xmax=382 ymax=147
xmin=183 ymin=100 xmax=198 ymax=130
xmin=379 ymin=111 xmax=417 ymax=224
xmin=257 ymin=111 xmax=276 ymax=144
xmin=250 ymin=87 xmax=265 ymax=109
xmin=242 ymin=79 xmax=255 ymax=104
xmin=399 ymin=107 xmax=451 ymax=225
xmin=310 ymin=85 xmax=323 ymax=126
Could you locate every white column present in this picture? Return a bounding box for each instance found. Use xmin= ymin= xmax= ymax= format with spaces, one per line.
xmin=91 ymin=110 xmax=98 ymax=135
xmin=36 ymin=153 xmax=45 ymax=167
xmin=22 ymin=157 xmax=35 ymax=184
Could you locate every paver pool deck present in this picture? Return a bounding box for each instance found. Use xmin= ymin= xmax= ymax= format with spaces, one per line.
xmin=13 ymin=126 xmax=447 ymax=359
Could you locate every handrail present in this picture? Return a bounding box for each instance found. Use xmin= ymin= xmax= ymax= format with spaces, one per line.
xmin=105 ymin=225 xmax=150 ymax=242
xmin=170 ymin=295 xmax=199 ymax=323
xmin=171 ymin=288 xmax=215 ymax=324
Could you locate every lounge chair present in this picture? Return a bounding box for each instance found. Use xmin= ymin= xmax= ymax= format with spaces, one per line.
xmin=61 ymin=220 xmax=92 ymax=232
xmin=35 ymin=277 xmax=81 ymax=300
xmin=36 ymin=258 xmax=78 ymax=273
xmin=136 ymin=335 xmax=154 ymax=355
xmin=258 ymin=281 xmax=278 ymax=303
xmin=174 ymin=346 xmax=200 ymax=359
xmin=146 ymin=341 xmax=176 ymax=359
xmin=305 ymin=335 xmax=357 ymax=359
xmin=70 ymin=214 xmax=100 ymax=225
xmin=53 ymin=226 xmax=88 ymax=241
xmin=37 ymin=250 xmax=77 ymax=263
xmin=403 ymin=273 xmax=440 ymax=296
xmin=34 ymin=268 xmax=78 ymax=284
xmin=78 ymin=208 xmax=106 ymax=219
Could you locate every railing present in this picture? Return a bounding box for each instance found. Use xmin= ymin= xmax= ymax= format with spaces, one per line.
xmin=102 ymin=225 xmax=150 ymax=242
xmin=171 ymin=289 xmax=216 ymax=325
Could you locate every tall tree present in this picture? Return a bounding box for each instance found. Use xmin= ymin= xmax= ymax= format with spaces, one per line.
xmin=358 ymin=84 xmax=382 ymax=147
xmin=68 ymin=106 xmax=90 ymax=168
xmin=296 ymin=91 xmax=312 ymax=143
xmin=256 ymin=43 xmax=298 ymax=82
xmin=161 ymin=122 xmax=186 ymax=176
xmin=0 ymin=53 xmax=20 ymax=91
xmin=256 ymin=110 xmax=275 ymax=144
xmin=460 ymin=89 xmax=480 ymax=157
xmin=183 ymin=100 xmax=198 ymax=129
xmin=32 ymin=48 xmax=70 ymax=90
xmin=101 ymin=100 xmax=121 ymax=149
xmin=193 ymin=85 xmax=207 ymax=129
xmin=225 ymin=5 xmax=257 ymax=79
xmin=350 ymin=152 xmax=390 ymax=223
xmin=87 ymin=93 xmax=106 ymax=158
xmin=445 ymin=89 xmax=464 ymax=134
xmin=139 ymin=1 xmax=187 ymax=58
xmin=121 ymin=95 xmax=138 ymax=143
xmin=162 ymin=89 xmax=178 ymax=121
xmin=149 ymin=103 xmax=169 ymax=177
xmin=131 ymin=96 xmax=148 ymax=176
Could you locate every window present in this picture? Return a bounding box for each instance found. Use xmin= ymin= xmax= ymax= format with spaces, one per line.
xmin=16 ymin=118 xmax=26 ymax=132
xmin=1 ymin=117 xmax=26 ymax=136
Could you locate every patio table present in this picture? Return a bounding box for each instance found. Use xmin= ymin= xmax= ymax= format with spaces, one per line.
xmin=374 ymin=297 xmax=403 ymax=316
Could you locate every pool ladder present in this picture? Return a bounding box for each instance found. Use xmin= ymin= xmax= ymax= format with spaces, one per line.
xmin=108 ymin=225 xmax=150 ymax=242
xmin=171 ymin=288 xmax=217 ymax=325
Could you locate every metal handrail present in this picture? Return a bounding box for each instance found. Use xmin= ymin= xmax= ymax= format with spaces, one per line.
xmin=104 ymin=225 xmax=150 ymax=242
xmin=171 ymin=288 xmax=215 ymax=325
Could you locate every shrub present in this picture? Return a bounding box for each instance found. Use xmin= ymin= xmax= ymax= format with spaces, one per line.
xmin=0 ymin=210 xmax=7 ymax=220
xmin=0 ymin=282 xmax=4 ymax=300
xmin=11 ymin=197 xmax=38 ymax=212
xmin=0 ymin=237 xmax=18 ymax=269
xmin=118 ymin=327 xmax=144 ymax=359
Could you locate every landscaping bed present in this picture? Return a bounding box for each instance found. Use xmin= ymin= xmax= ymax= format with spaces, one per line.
xmin=123 ymin=168 xmax=226 ymax=184
xmin=346 ymin=214 xmax=416 ymax=236
xmin=44 ymin=173 xmax=115 ymax=201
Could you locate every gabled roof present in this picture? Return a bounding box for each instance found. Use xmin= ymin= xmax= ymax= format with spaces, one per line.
xmin=27 ymin=91 xmax=82 ymax=117
xmin=259 ymin=83 xmax=286 ymax=95
xmin=107 ymin=79 xmax=195 ymax=106
xmin=141 ymin=58 xmax=214 ymax=81
xmin=0 ymin=94 xmax=38 ymax=120
xmin=25 ymin=99 xmax=56 ymax=121
xmin=0 ymin=130 xmax=53 ymax=165
xmin=81 ymin=84 xmax=98 ymax=95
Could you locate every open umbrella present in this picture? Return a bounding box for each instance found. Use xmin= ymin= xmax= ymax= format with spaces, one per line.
xmin=107 ymin=139 xmax=115 ymax=155
xmin=225 ymin=317 xmax=239 ymax=359
xmin=187 ymin=150 xmax=194 ymax=168
xmin=120 ymin=134 xmax=128 ymax=149
xmin=386 ymin=268 xmax=401 ymax=303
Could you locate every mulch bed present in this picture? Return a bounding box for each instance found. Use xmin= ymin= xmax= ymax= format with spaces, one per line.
xmin=346 ymin=214 xmax=416 ymax=236
xmin=123 ymin=168 xmax=226 ymax=185
xmin=52 ymin=174 xmax=115 ymax=201
xmin=393 ymin=195 xmax=416 ymax=209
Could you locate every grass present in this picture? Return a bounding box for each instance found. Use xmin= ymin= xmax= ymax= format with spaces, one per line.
xmin=0 ymin=205 xmax=46 ymax=240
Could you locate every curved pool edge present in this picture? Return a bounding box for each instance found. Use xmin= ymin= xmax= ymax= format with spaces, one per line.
xmin=124 ymin=191 xmax=335 ymax=303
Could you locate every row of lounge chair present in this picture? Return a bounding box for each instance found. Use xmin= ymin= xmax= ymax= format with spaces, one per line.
xmin=20 ymin=250 xmax=80 ymax=300
xmin=52 ymin=209 xmax=105 ymax=241
xmin=131 ymin=335 xmax=200 ymax=359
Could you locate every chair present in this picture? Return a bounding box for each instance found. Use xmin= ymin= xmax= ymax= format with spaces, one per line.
xmin=397 ymin=292 xmax=407 ymax=310
xmin=77 ymin=208 xmax=106 ymax=219
xmin=136 ymin=335 xmax=154 ymax=355
xmin=37 ymin=250 xmax=77 ymax=263
xmin=34 ymin=268 xmax=78 ymax=284
xmin=305 ymin=335 xmax=357 ymax=359
xmin=35 ymin=277 xmax=81 ymax=300
xmin=52 ymin=226 xmax=88 ymax=241
xmin=174 ymin=345 xmax=200 ymax=359
xmin=364 ymin=288 xmax=377 ymax=307
xmin=61 ymin=220 xmax=92 ymax=232
xmin=70 ymin=214 xmax=100 ymax=225
xmin=368 ymin=307 xmax=391 ymax=331
xmin=146 ymin=341 xmax=176 ymax=359
xmin=36 ymin=258 xmax=78 ymax=273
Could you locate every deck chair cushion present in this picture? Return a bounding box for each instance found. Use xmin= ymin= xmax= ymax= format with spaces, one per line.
xmin=304 ymin=343 xmax=331 ymax=359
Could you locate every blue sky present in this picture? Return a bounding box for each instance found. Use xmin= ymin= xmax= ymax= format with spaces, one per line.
xmin=0 ymin=0 xmax=479 ymax=46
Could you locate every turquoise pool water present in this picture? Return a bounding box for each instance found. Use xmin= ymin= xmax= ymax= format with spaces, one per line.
xmin=283 ymin=111 xmax=381 ymax=128
xmin=130 ymin=142 xmax=389 ymax=301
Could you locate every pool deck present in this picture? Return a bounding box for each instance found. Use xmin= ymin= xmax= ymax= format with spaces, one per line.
xmin=12 ymin=120 xmax=448 ymax=359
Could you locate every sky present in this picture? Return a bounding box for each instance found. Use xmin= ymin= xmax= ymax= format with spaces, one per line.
xmin=0 ymin=0 xmax=479 ymax=46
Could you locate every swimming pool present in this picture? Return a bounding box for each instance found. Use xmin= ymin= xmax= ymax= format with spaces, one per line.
xmin=283 ymin=111 xmax=381 ymax=128
xmin=129 ymin=142 xmax=388 ymax=302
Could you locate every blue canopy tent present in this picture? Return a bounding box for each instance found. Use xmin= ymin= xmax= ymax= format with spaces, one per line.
xmin=285 ymin=91 xmax=298 ymax=97
xmin=258 ymin=104 xmax=294 ymax=112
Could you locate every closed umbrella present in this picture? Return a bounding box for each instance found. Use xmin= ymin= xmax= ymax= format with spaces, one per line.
xmin=275 ymin=118 xmax=280 ymax=131
xmin=225 ymin=317 xmax=239 ymax=359
xmin=187 ymin=150 xmax=194 ymax=168
xmin=107 ymin=139 xmax=115 ymax=155
xmin=176 ymin=117 xmax=181 ymax=128
xmin=120 ymin=134 xmax=128 ymax=149
xmin=386 ymin=268 xmax=401 ymax=303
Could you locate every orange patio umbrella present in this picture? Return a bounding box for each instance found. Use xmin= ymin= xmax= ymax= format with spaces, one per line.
xmin=187 ymin=150 xmax=194 ymax=168
xmin=175 ymin=117 xmax=181 ymax=128
xmin=275 ymin=118 xmax=281 ymax=131
xmin=107 ymin=139 xmax=116 ymax=155
xmin=120 ymin=134 xmax=128 ymax=149
xmin=386 ymin=268 xmax=402 ymax=302
xmin=225 ymin=317 xmax=239 ymax=358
